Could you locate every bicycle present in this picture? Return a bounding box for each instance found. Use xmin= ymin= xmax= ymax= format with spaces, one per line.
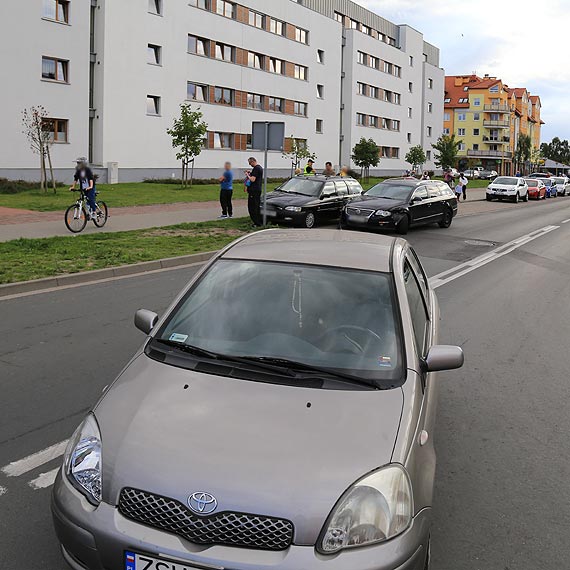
xmin=64 ymin=189 xmax=108 ymax=233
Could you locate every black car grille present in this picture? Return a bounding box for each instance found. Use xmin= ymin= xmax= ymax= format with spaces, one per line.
xmin=118 ymin=488 xmax=294 ymax=551
xmin=346 ymin=207 xmax=375 ymax=217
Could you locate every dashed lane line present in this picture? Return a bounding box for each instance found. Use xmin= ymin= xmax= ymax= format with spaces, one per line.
xmin=28 ymin=468 xmax=60 ymax=490
xmin=1 ymin=440 xmax=68 ymax=478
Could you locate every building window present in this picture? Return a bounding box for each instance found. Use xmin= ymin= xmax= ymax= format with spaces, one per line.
xmin=382 ymin=118 xmax=389 ymax=129
xmin=458 ymin=113 xmax=466 ymax=121
xmin=316 ymin=119 xmax=323 ymax=133
xmin=428 ymin=78 xmax=433 ymax=89
xmin=316 ymin=84 xmax=324 ymax=99
xmin=458 ymin=143 xmax=466 ymax=151
xmin=426 ymin=150 xmax=431 ymax=160
xmin=215 ymin=43 xmax=234 ymax=62
xmin=392 ymin=147 xmax=399 ymax=158
xmin=294 ymin=101 xmax=307 ymax=116
xmin=474 ymin=97 xmax=481 ymax=106
xmin=357 ymin=113 xmax=366 ymax=126
xmin=147 ymin=44 xmax=162 ymax=65
xmin=43 ymin=118 xmax=68 ymax=142
xmin=443 ymin=128 xmax=450 ymax=135
xmin=188 ymin=0 xmax=209 ymax=8
xmin=406 ymin=133 xmax=412 ymax=144
xmin=269 ymin=57 xmax=284 ymax=74
xmin=381 ymin=146 xmax=390 ymax=158
xmin=187 ymin=82 xmax=208 ymax=102
xmin=444 ymin=97 xmax=451 ymax=103
xmin=392 ymin=120 xmax=400 ymax=131
xmin=370 ymin=86 xmax=379 ymax=99
xmin=357 ymin=82 xmax=365 ymax=96
xmin=357 ymin=51 xmax=366 ymax=65
xmin=42 ymin=56 xmax=68 ymax=82
xmin=188 ymin=35 xmax=209 ymax=56
xmin=43 ymin=0 xmax=69 ymax=23
xmin=334 ymin=11 xmax=344 ymax=24
xmin=146 ymin=95 xmax=161 ymax=116
xmin=294 ymin=65 xmax=307 ymax=80
xmin=427 ymin=102 xmax=433 ymax=113
xmin=295 ymin=28 xmax=308 ymax=44
xmin=458 ymin=128 xmax=465 ymax=136
xmin=444 ymin=112 xmax=450 ymax=121
xmin=407 ymin=107 xmax=412 ymax=118
xmin=361 ymin=24 xmax=370 ymax=35
xmin=349 ymin=19 xmax=358 ymax=29
xmin=370 ymin=116 xmax=378 ymax=128
xmin=216 ymin=0 xmax=235 ymax=18
xmin=473 ymin=144 xmax=479 ymax=151
xmin=270 ymin=18 xmax=284 ymax=35
xmin=473 ymin=128 xmax=480 ymax=136
xmin=394 ymin=93 xmax=401 ymax=104
xmin=427 ymin=126 xmax=432 ymax=137
xmin=148 ymin=0 xmax=162 ymax=15
xmin=214 ymin=86 xmax=233 ymax=106
xmin=213 ymin=132 xmax=233 ymax=149
xmin=317 ymin=49 xmax=325 ymax=64
xmin=409 ymin=55 xmax=413 ymax=66
xmin=489 ymin=85 xmax=499 ymax=93
xmin=249 ymin=10 xmax=264 ymax=28
xmin=247 ymin=93 xmax=263 ymax=110
xmin=369 ymin=56 xmax=379 ymax=69
xmin=248 ymin=52 xmax=264 ymax=69
xmin=268 ymin=97 xmax=283 ymax=112
xmin=474 ymin=113 xmax=480 ymax=121
xmin=408 ymin=82 xmax=413 ymax=93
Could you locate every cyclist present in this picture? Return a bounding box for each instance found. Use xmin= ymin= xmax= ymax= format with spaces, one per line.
xmin=69 ymin=157 xmax=97 ymax=219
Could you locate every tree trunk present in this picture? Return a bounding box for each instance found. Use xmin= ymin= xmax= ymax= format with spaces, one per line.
xmin=189 ymin=159 xmax=195 ymax=188
xmin=46 ymin=146 xmax=56 ymax=194
xmin=180 ymin=159 xmax=186 ymax=189
xmin=40 ymin=151 xmax=46 ymax=193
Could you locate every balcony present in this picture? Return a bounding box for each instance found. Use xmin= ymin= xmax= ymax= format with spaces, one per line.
xmin=483 ymin=120 xmax=510 ymax=128
xmin=484 ymin=104 xmax=511 ymax=113
xmin=483 ymin=136 xmax=510 ymax=144
xmin=467 ymin=149 xmax=513 ymax=159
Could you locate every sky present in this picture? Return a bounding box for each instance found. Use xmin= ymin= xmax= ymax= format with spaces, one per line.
xmin=360 ymin=0 xmax=568 ymax=143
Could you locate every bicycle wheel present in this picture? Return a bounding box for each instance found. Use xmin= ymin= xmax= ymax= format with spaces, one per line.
xmin=65 ymin=203 xmax=87 ymax=233
xmin=92 ymin=201 xmax=108 ymax=228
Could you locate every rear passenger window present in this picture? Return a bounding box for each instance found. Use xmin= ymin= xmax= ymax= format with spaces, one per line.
xmin=346 ymin=180 xmax=364 ymax=195
xmin=429 ymin=184 xmax=442 ymax=197
xmin=334 ymin=180 xmax=348 ymax=196
xmin=403 ymin=260 xmax=429 ymax=354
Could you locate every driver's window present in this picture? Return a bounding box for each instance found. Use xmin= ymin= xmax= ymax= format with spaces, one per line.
xmin=334 ymin=181 xmax=348 ymax=196
xmin=413 ymin=186 xmax=429 ymax=200
xmin=322 ymin=182 xmax=336 ymax=196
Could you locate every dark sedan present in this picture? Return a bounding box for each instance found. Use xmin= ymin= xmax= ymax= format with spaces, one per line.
xmin=264 ymin=176 xmax=363 ymax=228
xmin=341 ymin=178 xmax=458 ymax=235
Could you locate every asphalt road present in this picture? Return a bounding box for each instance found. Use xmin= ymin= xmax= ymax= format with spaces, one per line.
xmin=2 ymin=197 xmax=570 ymax=569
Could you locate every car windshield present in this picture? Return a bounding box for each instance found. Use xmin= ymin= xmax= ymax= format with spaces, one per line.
xmin=526 ymin=180 xmax=538 ymax=187
xmin=494 ymin=177 xmax=518 ymax=185
xmin=553 ymin=178 xmax=565 ymax=184
xmin=276 ymin=178 xmax=323 ymax=197
xmin=155 ymin=260 xmax=403 ymax=387
xmin=543 ymin=179 xmax=553 ymax=186
xmin=365 ymin=182 xmax=414 ymax=200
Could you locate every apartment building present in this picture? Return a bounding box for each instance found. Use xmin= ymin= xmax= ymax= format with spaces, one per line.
xmin=0 ymin=0 xmax=443 ymax=181
xmin=444 ymin=74 xmax=543 ymax=175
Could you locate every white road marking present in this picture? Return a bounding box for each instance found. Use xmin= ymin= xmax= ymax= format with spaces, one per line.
xmin=562 ymin=219 xmax=570 ymax=224
xmin=1 ymin=440 xmax=68 ymax=477
xmin=0 ymin=486 xmax=7 ymax=497
xmin=430 ymin=225 xmax=560 ymax=290
xmin=28 ymin=468 xmax=60 ymax=490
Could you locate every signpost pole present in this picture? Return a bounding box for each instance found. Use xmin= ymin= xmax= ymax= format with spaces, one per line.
xmin=263 ymin=121 xmax=269 ymax=227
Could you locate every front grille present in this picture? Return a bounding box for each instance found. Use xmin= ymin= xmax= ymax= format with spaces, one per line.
xmin=346 ymin=207 xmax=375 ymax=217
xmin=118 ymin=488 xmax=294 ymax=551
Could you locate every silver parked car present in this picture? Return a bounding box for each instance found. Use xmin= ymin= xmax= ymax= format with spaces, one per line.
xmin=52 ymin=230 xmax=464 ymax=570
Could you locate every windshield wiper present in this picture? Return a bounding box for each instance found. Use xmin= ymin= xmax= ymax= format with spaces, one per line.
xmin=155 ymin=339 xmax=224 ymax=360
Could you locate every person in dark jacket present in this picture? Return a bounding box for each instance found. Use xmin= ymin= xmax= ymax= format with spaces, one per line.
xmin=70 ymin=157 xmax=97 ymax=219
xmin=245 ymin=157 xmax=263 ymax=226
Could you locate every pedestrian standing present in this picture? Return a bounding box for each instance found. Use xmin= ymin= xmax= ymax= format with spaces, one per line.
xmin=339 ymin=166 xmax=349 ymax=177
xmin=444 ymin=169 xmax=454 ymax=189
xmin=322 ymin=162 xmax=336 ymax=176
xmin=245 ymin=157 xmax=263 ymax=227
xmin=459 ymin=172 xmax=468 ymax=201
xmin=70 ymin=157 xmax=97 ymax=219
xmin=422 ymin=171 xmax=430 ymax=180
xmin=304 ymin=159 xmax=315 ymax=175
xmin=218 ymin=161 xmax=234 ymax=219
xmin=454 ymin=181 xmax=463 ymax=202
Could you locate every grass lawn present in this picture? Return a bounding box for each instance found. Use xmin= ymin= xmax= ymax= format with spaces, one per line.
xmin=0 ymin=218 xmax=258 ymax=284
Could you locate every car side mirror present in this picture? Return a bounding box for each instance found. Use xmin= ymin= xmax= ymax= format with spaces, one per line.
xmin=321 ymin=191 xmax=334 ymax=200
xmin=411 ymin=196 xmax=423 ymax=203
xmin=424 ymin=345 xmax=464 ymax=372
xmin=134 ymin=309 xmax=159 ymax=334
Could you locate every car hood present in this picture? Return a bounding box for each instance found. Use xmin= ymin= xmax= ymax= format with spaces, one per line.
xmin=96 ymin=354 xmax=404 ymax=545
xmin=266 ymin=191 xmax=317 ymax=207
xmin=489 ymin=183 xmax=518 ymax=189
xmin=348 ymin=196 xmax=406 ymax=210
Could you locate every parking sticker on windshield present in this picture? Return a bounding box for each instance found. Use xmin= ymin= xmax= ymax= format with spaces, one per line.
xmin=169 ymin=333 xmax=188 ymax=343
xmin=377 ymin=356 xmax=392 ymax=367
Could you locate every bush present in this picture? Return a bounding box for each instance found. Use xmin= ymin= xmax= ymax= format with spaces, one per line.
xmin=143 ymin=177 xmax=288 ymax=186
xmin=0 ymin=178 xmax=64 ymax=194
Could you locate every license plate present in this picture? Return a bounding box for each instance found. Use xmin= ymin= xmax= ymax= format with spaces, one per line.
xmin=348 ymin=215 xmax=369 ymax=223
xmin=263 ymin=210 xmax=277 ymax=217
xmin=125 ymin=551 xmax=198 ymax=570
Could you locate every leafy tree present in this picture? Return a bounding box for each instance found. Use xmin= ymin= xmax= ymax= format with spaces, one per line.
xmin=351 ymin=138 xmax=380 ymax=181
xmin=540 ymin=137 xmax=570 ymax=165
xmin=282 ymin=137 xmax=316 ymax=177
xmin=514 ymin=134 xmax=532 ymax=174
xmin=431 ymin=134 xmax=462 ymax=170
xmin=166 ymin=103 xmax=208 ymax=188
xmin=405 ymin=145 xmax=427 ymax=173
xmin=22 ymin=106 xmax=57 ymax=193
xmin=530 ymin=147 xmax=543 ymax=172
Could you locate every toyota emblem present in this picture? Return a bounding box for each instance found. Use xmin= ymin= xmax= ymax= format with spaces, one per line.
xmin=355 ymin=209 xmax=361 ymax=215
xmin=188 ymin=492 xmax=218 ymax=515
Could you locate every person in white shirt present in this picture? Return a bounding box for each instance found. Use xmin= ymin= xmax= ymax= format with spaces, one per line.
xmin=459 ymin=172 xmax=468 ymax=201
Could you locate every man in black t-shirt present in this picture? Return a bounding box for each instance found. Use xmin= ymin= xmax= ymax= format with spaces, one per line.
xmin=245 ymin=157 xmax=263 ymax=226
xmin=70 ymin=157 xmax=97 ymax=218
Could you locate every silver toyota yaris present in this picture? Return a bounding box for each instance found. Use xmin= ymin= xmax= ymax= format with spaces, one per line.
xmin=52 ymin=229 xmax=463 ymax=570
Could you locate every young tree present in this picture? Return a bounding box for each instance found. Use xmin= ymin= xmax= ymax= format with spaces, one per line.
xmin=166 ymin=103 xmax=208 ymax=188
xmin=351 ymin=138 xmax=380 ymax=181
xmin=405 ymin=145 xmax=427 ymax=173
xmin=282 ymin=137 xmax=316 ymax=177
xmin=514 ymin=134 xmax=532 ymax=174
xmin=22 ymin=106 xmax=57 ymax=193
xmin=431 ymin=134 xmax=462 ymax=170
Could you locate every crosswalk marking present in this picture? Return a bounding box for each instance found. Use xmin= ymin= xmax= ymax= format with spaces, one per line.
xmin=1 ymin=440 xmax=68 ymax=478
xmin=28 ymin=468 xmax=60 ymax=490
xmin=0 ymin=486 xmax=7 ymax=497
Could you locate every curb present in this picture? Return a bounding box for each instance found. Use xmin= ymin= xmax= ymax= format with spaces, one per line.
xmin=0 ymin=251 xmax=217 ymax=299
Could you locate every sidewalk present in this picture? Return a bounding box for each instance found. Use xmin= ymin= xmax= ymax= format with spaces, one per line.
xmin=0 ymin=187 xmax=499 ymax=242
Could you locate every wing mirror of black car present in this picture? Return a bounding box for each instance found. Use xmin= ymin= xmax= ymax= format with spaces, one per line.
xmin=320 ymin=191 xmax=335 ymax=200
xmin=423 ymin=345 xmax=464 ymax=372
xmin=135 ymin=309 xmax=159 ymax=334
xmin=411 ymin=196 xmax=423 ymax=204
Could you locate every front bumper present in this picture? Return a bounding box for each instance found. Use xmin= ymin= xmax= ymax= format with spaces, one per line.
xmin=486 ymin=189 xmax=516 ymax=197
xmin=52 ymin=469 xmax=431 ymax=570
xmin=264 ymin=208 xmax=306 ymax=225
xmin=342 ymin=212 xmax=401 ymax=231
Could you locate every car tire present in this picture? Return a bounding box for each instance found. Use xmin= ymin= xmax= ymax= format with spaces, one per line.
xmin=513 ymin=192 xmax=520 ymax=203
xmin=438 ymin=208 xmax=453 ymax=228
xmin=397 ymin=214 xmax=410 ymax=235
xmin=486 ymin=195 xmax=493 ymax=201
xmin=522 ymin=191 xmax=528 ymax=202
xmin=302 ymin=211 xmax=316 ymax=229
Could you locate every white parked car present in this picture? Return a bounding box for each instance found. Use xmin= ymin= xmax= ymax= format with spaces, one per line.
xmin=463 ymin=169 xmax=481 ymax=179
xmin=486 ymin=176 xmax=529 ymax=203
xmin=552 ymin=176 xmax=570 ymax=196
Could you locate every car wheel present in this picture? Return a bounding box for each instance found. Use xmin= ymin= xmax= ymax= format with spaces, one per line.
xmin=397 ymin=214 xmax=410 ymax=235
xmin=302 ymin=211 xmax=316 ymax=229
xmin=513 ymin=192 xmax=520 ymax=203
xmin=522 ymin=191 xmax=528 ymax=202
xmin=486 ymin=195 xmax=493 ymax=201
xmin=438 ymin=208 xmax=453 ymax=228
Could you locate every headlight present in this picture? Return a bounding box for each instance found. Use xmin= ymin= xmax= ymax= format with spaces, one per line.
xmin=285 ymin=206 xmax=302 ymax=212
xmin=318 ymin=465 xmax=413 ymax=554
xmin=375 ymin=210 xmax=391 ymax=217
xmin=64 ymin=414 xmax=102 ymax=505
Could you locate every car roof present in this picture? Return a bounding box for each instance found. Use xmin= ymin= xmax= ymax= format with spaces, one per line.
xmin=221 ymin=229 xmax=397 ymax=273
xmin=381 ymin=177 xmax=430 ymax=186
xmin=292 ymin=175 xmax=359 ymax=182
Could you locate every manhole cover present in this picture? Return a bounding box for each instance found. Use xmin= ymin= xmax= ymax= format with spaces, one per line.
xmin=464 ymin=239 xmax=496 ymax=247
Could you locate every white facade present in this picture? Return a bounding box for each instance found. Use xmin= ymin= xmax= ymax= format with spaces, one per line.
xmin=0 ymin=0 xmax=444 ymax=181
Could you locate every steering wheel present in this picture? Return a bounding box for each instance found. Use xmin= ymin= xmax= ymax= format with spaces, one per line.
xmin=318 ymin=325 xmax=383 ymax=354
